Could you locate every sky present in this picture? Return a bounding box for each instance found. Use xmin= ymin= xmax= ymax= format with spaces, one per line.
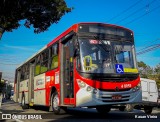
xmin=0 ymin=0 xmax=160 ymax=82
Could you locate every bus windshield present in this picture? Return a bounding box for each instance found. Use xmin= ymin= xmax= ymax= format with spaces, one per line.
xmin=77 ymin=38 xmax=135 ymax=73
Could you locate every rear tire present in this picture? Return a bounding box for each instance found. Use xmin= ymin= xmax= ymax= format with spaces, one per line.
xmin=96 ymin=106 xmax=111 ymax=114
xmin=144 ymin=106 xmax=153 ymax=114
xmin=51 ymin=92 xmax=61 ymax=114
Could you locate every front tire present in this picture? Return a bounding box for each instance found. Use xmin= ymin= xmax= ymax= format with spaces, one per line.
xmin=51 ymin=92 xmax=61 ymax=114
xmin=96 ymin=106 xmax=111 ymax=114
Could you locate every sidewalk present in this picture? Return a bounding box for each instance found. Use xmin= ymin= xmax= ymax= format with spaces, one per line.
xmin=0 ymin=100 xmax=24 ymax=114
xmin=0 ymin=100 xmax=24 ymax=122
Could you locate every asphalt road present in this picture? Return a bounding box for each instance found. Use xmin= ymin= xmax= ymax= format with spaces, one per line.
xmin=0 ymin=100 xmax=160 ymax=122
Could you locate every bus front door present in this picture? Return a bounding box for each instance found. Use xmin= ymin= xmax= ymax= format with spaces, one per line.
xmin=60 ymin=39 xmax=74 ymax=105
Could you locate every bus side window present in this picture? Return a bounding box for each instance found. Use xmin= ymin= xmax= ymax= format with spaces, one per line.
xmin=35 ymin=55 xmax=41 ymax=75
xmin=50 ymin=44 xmax=58 ymax=69
xmin=41 ymin=50 xmax=49 ymax=73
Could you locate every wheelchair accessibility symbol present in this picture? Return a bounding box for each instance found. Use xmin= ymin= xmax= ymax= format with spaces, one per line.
xmin=115 ymin=64 xmax=124 ymax=74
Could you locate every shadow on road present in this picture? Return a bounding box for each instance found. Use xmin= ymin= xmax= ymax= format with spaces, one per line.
xmin=43 ymin=108 xmax=160 ymax=122
xmin=0 ymin=109 xmax=24 ymax=114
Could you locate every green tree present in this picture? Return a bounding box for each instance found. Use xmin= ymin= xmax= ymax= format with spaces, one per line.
xmin=155 ymin=63 xmax=160 ymax=74
xmin=138 ymin=61 xmax=147 ymax=68
xmin=138 ymin=61 xmax=148 ymax=77
xmin=138 ymin=61 xmax=153 ymax=78
xmin=0 ymin=0 xmax=72 ymax=39
xmin=155 ymin=64 xmax=160 ymax=88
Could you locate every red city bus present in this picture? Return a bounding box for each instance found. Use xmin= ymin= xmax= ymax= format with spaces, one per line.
xmin=14 ymin=23 xmax=142 ymax=114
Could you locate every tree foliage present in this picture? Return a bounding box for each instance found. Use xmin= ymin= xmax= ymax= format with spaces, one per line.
xmin=138 ymin=61 xmax=153 ymax=78
xmin=138 ymin=61 xmax=147 ymax=68
xmin=0 ymin=0 xmax=72 ymax=39
xmin=138 ymin=61 xmax=160 ymax=88
xmin=155 ymin=63 xmax=160 ymax=74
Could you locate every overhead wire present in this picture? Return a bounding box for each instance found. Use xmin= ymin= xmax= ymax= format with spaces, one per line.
xmin=115 ymin=0 xmax=157 ymax=24
xmin=0 ymin=63 xmax=19 ymax=65
xmin=107 ymin=0 xmax=143 ymax=22
xmin=136 ymin=44 xmax=160 ymax=55
xmin=125 ymin=4 xmax=160 ymax=25
xmin=137 ymin=38 xmax=160 ymax=51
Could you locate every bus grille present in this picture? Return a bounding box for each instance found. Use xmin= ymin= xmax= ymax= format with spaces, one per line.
xmin=99 ymin=88 xmax=131 ymax=92
xmin=97 ymin=90 xmax=131 ymax=103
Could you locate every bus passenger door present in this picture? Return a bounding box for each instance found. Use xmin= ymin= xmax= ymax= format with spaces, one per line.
xmin=60 ymin=38 xmax=74 ymax=105
xmin=28 ymin=63 xmax=34 ymax=106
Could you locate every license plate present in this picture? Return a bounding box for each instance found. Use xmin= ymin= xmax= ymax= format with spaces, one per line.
xmin=112 ymin=95 xmax=122 ymax=100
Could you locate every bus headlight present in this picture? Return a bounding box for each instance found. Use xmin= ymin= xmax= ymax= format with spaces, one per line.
xmin=86 ymin=86 xmax=93 ymax=92
xmin=132 ymin=82 xmax=141 ymax=92
xmin=77 ymin=79 xmax=98 ymax=94
xmin=77 ymin=80 xmax=86 ymax=88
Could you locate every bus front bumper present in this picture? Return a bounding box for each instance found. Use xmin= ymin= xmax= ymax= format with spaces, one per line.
xmin=76 ymin=87 xmax=142 ymax=107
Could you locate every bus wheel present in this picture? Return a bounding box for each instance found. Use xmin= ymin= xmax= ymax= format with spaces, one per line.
xmin=96 ymin=106 xmax=111 ymax=114
xmin=51 ymin=92 xmax=60 ymax=114
xmin=144 ymin=106 xmax=153 ymax=114
xmin=21 ymin=96 xmax=28 ymax=109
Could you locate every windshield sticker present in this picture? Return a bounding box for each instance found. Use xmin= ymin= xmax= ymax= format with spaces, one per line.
xmin=89 ymin=40 xmax=110 ymax=45
xmin=124 ymin=68 xmax=138 ymax=73
xmin=90 ymin=40 xmax=98 ymax=44
xmin=46 ymin=76 xmax=50 ymax=82
xmin=115 ymin=64 xmax=124 ymax=74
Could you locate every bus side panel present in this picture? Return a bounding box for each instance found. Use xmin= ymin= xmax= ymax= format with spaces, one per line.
xmin=34 ymin=74 xmax=46 ymax=105
xmin=45 ymin=69 xmax=60 ymax=106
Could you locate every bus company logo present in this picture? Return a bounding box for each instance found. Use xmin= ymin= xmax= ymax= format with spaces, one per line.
xmin=2 ymin=114 xmax=11 ymax=119
xmin=36 ymin=79 xmax=44 ymax=85
xmin=2 ymin=114 xmax=42 ymax=120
